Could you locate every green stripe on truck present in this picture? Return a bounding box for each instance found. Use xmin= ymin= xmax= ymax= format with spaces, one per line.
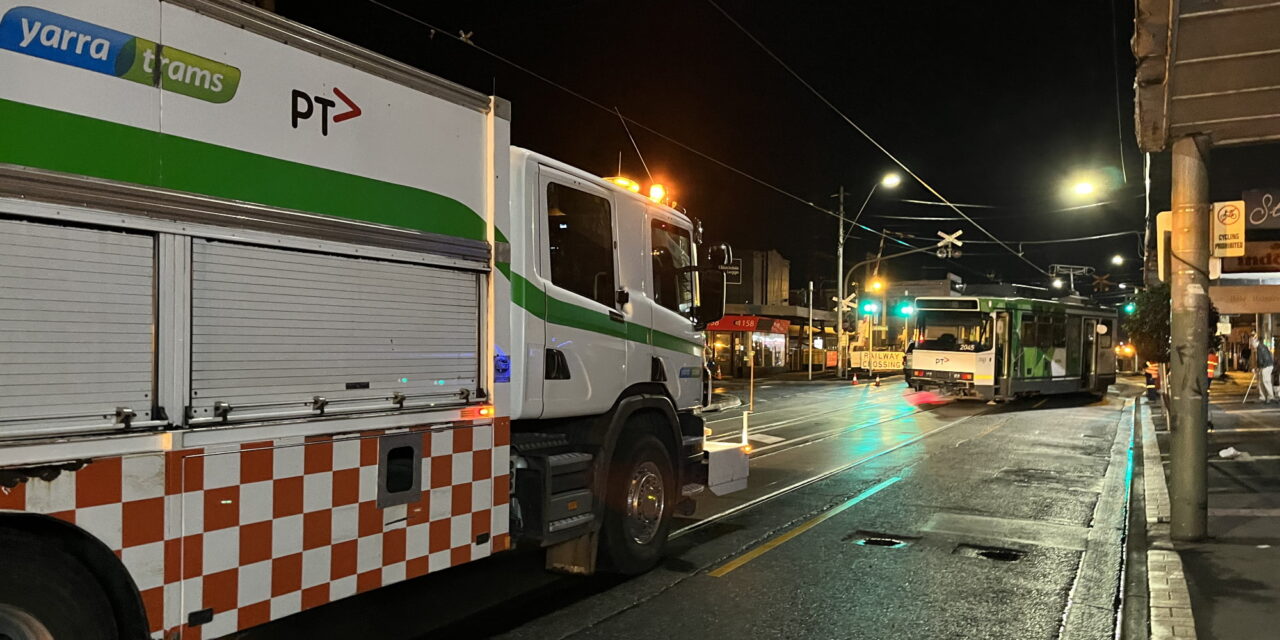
xmin=0 ymin=99 xmax=487 ymax=241
xmin=496 ymin=262 xmax=703 ymax=356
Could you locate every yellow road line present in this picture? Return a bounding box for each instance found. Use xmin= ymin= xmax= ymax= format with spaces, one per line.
xmin=707 ymin=476 xmax=902 ymax=577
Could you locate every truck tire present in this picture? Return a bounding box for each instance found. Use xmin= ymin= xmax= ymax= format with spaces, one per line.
xmin=601 ymin=429 xmax=676 ymax=575
xmin=0 ymin=529 xmax=118 ymax=640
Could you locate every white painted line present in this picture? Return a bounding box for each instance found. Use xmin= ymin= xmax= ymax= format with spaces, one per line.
xmin=748 ymin=434 xmax=785 ymax=444
xmin=1208 ymin=508 xmax=1280 ymax=517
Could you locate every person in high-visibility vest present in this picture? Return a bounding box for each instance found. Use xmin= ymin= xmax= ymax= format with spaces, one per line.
xmin=1144 ymin=361 xmax=1160 ymax=402
xmin=1207 ymin=352 xmax=1219 ymax=383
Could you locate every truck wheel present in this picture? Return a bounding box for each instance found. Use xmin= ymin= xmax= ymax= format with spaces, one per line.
xmin=0 ymin=529 xmax=117 ymax=640
xmin=601 ymin=430 xmax=675 ymax=575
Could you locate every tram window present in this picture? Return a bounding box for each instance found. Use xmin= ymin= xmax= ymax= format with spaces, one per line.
xmin=915 ymin=310 xmax=992 ymax=352
xmin=1021 ymin=314 xmax=1037 ymax=347
xmin=1052 ymin=318 xmax=1067 ymax=348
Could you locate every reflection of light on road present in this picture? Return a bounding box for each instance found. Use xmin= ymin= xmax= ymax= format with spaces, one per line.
xmin=903 ymin=389 xmax=950 ymax=407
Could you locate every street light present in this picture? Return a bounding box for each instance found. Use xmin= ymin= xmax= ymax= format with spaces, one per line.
xmin=1052 ymin=278 xmax=1064 ymax=289
xmin=1072 ymin=181 xmax=1095 ymax=196
xmin=1111 ymin=254 xmax=1124 ymax=266
xmin=1119 ymin=283 xmax=1128 ymax=290
xmin=835 ymin=173 xmax=903 ymax=377
xmin=869 ymin=277 xmax=885 ymax=292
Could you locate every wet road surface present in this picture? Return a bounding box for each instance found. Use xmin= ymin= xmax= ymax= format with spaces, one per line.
xmin=231 ymin=380 xmax=1138 ymax=640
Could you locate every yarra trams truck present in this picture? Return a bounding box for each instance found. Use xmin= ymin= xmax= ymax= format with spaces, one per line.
xmin=0 ymin=1 xmax=749 ymax=638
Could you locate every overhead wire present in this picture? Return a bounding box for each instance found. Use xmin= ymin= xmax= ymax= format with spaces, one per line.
xmin=704 ymin=0 xmax=1051 ymax=277
xmin=363 ymin=0 xmax=984 ymax=276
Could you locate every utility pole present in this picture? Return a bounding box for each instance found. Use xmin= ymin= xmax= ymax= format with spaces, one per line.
xmin=836 ymin=187 xmax=846 ymax=379
xmin=807 ymin=280 xmax=814 ymax=381
xmin=1169 ymin=134 xmax=1211 ymax=542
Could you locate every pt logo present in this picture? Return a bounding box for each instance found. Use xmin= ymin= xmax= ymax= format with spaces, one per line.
xmin=291 ymin=87 xmax=362 ymax=136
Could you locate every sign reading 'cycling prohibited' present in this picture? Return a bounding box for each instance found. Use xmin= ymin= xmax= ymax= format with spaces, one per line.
xmin=1213 ymin=200 xmax=1245 ymax=258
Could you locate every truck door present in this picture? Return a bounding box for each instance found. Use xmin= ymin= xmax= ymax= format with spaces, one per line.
xmin=648 ymin=214 xmax=701 ymax=408
xmin=537 ymin=168 xmax=628 ymax=418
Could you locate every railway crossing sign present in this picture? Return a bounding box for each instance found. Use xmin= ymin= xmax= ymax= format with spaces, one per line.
xmin=935 ymin=230 xmax=964 ymax=259
xmin=1092 ymin=273 xmax=1114 ymax=292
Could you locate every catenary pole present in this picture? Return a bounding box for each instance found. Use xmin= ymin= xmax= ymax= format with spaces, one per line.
xmin=836 ymin=187 xmax=846 ymax=378
xmin=1169 ymin=134 xmax=1210 ymax=541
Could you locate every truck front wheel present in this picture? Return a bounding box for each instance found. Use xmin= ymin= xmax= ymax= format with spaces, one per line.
xmin=601 ymin=429 xmax=675 ymax=575
xmin=0 ymin=529 xmax=118 ymax=640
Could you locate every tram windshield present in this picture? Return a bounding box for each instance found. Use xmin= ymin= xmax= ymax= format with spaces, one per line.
xmin=915 ymin=310 xmax=993 ymax=352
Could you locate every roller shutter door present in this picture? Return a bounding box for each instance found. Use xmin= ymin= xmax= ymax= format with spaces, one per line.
xmin=190 ymin=240 xmax=480 ymax=420
xmin=0 ymin=219 xmax=154 ymax=433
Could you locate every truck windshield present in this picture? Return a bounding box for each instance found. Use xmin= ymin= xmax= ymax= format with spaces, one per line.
xmin=915 ymin=310 xmax=992 ymax=352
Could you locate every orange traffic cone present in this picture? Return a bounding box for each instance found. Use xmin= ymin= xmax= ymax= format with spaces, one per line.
xmin=851 ymin=374 xmax=859 ymax=385
xmin=874 ymin=376 xmax=881 ymax=387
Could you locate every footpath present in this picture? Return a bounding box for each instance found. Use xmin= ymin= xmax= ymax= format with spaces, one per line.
xmin=1139 ymin=371 xmax=1280 ymax=639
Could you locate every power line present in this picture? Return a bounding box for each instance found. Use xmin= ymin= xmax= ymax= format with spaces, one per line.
xmin=892 ymin=230 xmax=1141 ymax=246
xmin=704 ymin=0 xmax=1050 ymax=277
xmin=363 ymin=0 xmax=985 ymax=276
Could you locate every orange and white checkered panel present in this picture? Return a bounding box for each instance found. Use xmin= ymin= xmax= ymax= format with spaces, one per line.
xmin=0 ymin=418 xmax=510 ymax=639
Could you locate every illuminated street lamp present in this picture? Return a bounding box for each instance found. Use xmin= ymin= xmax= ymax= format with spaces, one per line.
xmin=1111 ymin=254 xmax=1124 ymax=266
xmin=1119 ymin=283 xmax=1128 ymax=290
xmin=881 ymin=173 xmax=902 ymax=188
xmin=1072 ymin=181 xmax=1095 ymax=196
xmin=1052 ymin=278 xmax=1064 ymax=289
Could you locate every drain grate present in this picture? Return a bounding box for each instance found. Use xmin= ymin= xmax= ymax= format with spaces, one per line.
xmin=845 ymin=530 xmax=913 ymax=549
xmin=953 ymin=543 xmax=1024 ymax=562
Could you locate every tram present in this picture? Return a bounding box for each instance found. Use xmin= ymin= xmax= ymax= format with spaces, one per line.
xmin=905 ymin=296 xmax=1117 ymax=401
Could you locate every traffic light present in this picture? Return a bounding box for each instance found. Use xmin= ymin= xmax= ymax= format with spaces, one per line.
xmin=1123 ymin=301 xmax=1137 ymax=315
xmin=860 ymin=301 xmax=880 ymax=315
xmin=895 ymin=302 xmax=915 ymax=317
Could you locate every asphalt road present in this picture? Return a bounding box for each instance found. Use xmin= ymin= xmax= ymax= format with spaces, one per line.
xmin=231 ymin=380 xmax=1138 ymax=640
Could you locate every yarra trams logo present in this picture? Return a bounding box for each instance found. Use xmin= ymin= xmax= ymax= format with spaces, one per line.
xmin=0 ymin=6 xmax=240 ymax=103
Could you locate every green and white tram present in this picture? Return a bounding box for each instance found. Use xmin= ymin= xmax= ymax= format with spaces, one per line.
xmin=906 ymin=297 xmax=1117 ymax=401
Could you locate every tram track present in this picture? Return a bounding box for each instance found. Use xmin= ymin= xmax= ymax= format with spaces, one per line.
xmin=673 ymin=402 xmax=995 ymax=539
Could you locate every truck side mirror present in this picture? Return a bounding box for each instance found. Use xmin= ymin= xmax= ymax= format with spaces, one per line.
xmin=695 ymin=270 xmax=726 ymax=330
xmin=705 ymin=243 xmax=732 ymax=267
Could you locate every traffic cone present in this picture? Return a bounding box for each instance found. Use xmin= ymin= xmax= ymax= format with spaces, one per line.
xmin=874 ymin=376 xmax=881 ymax=387
xmin=851 ymin=373 xmax=859 ymax=385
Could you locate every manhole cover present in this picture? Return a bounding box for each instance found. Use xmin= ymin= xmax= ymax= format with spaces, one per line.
xmin=953 ymin=543 xmax=1024 ymax=562
xmin=857 ymin=537 xmax=906 ymax=548
xmin=845 ymin=530 xmax=913 ymax=549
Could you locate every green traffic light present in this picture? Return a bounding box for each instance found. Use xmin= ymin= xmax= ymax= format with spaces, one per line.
xmin=860 ymin=301 xmax=880 ymax=315
xmin=897 ymin=304 xmax=915 ymax=317
xmin=1123 ymin=302 xmax=1136 ymax=314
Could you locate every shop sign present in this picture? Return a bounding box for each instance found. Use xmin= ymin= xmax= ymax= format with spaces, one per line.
xmin=705 ymin=315 xmax=790 ymax=334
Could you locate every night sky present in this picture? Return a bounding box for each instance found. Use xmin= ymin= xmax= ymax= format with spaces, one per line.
xmin=277 ymin=1 xmax=1157 ymax=292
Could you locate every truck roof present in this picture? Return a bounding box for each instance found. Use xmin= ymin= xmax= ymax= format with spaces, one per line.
xmin=512 ymin=147 xmax=693 ymax=226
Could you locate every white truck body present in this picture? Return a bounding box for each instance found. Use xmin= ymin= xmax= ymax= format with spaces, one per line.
xmin=0 ymin=1 xmax=743 ymax=638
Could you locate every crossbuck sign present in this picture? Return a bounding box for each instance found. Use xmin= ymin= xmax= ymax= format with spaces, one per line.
xmin=936 ymin=230 xmax=964 ymax=259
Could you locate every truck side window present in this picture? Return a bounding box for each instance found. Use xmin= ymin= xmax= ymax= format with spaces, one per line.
xmin=547 ymin=183 xmax=615 ymax=307
xmin=650 ymin=220 xmax=693 ymax=314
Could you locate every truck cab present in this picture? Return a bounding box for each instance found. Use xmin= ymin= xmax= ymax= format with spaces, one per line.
xmin=496 ymin=149 xmax=741 ymax=574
